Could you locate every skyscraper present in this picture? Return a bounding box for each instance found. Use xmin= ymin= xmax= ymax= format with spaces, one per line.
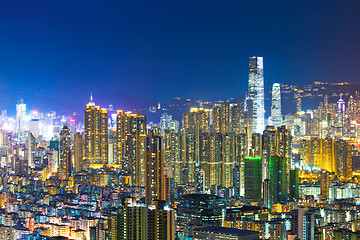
xmin=337 ymin=95 xmax=346 ymax=127
xmin=271 ymin=83 xmax=282 ymax=127
xmin=16 ymin=99 xmax=27 ymax=141
xmin=248 ymin=56 xmax=265 ymax=134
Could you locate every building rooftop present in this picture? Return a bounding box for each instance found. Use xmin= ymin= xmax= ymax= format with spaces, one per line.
xmin=194 ymin=226 xmax=259 ymax=236
xmin=227 ymin=205 xmax=269 ymax=212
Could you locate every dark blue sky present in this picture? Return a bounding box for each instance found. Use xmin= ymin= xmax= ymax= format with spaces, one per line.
xmin=0 ymin=0 xmax=359 ymax=113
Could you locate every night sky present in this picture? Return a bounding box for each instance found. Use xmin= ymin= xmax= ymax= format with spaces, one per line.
xmin=0 ymin=0 xmax=359 ymax=113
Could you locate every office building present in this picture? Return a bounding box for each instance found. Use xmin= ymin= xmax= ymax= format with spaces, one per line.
xmin=248 ymin=56 xmax=265 ymax=134
xmin=271 ymin=83 xmax=282 ymax=127
xmin=176 ymin=194 xmax=226 ymax=228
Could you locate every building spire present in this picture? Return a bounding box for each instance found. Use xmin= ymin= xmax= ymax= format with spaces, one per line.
xmin=88 ymin=92 xmax=95 ymax=107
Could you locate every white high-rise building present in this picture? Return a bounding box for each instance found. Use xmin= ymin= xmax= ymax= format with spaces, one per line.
xmin=248 ymin=56 xmax=265 ymax=133
xmin=271 ymin=83 xmax=282 ymax=127
xmin=16 ymin=99 xmax=26 ymax=133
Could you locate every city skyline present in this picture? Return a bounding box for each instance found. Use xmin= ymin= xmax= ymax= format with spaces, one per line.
xmin=0 ymin=1 xmax=360 ymax=239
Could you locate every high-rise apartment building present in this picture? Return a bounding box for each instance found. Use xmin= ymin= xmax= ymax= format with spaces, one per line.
xmin=84 ymin=97 xmax=108 ymax=165
xmin=211 ymin=102 xmax=232 ymax=134
xmin=73 ymin=132 xmax=84 ymax=173
xmin=320 ymin=170 xmax=330 ymax=201
xmin=230 ymin=100 xmax=245 ymax=134
xmin=268 ymin=156 xmax=287 ymax=207
xmin=109 ymin=198 xmax=175 ymax=240
xmin=262 ymin=126 xmax=278 ymax=181
xmin=145 ymin=128 xmax=165 ymax=205
xmin=348 ymin=95 xmax=357 ymax=122
xmin=220 ymin=102 xmax=230 ymax=134
xmin=248 ymin=56 xmax=265 ymax=134
xmin=289 ymin=169 xmax=299 ymax=201
xmin=116 ymin=111 xmax=147 ymax=186
xmin=59 ymin=125 xmax=71 ymax=180
xmin=244 ymin=157 xmax=262 ymax=204
xmin=221 ymin=134 xmax=235 ymax=188
xmin=334 ymin=139 xmax=352 ymax=180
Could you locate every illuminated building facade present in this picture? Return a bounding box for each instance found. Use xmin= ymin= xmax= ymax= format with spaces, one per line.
xmin=16 ymin=99 xmax=27 ymax=141
xmin=336 ymin=95 xmax=346 ymax=136
xmin=220 ymin=102 xmax=230 ymax=134
xmin=84 ymin=96 xmax=108 ymax=165
xmin=176 ymin=194 xmax=226 ymax=228
xmin=262 ymin=126 xmax=278 ymax=181
xmin=320 ymin=170 xmax=330 ymax=201
xmin=59 ymin=124 xmax=71 ymax=180
xmin=271 ymin=83 xmax=282 ymax=127
xmin=145 ymin=128 xmax=165 ymax=205
xmin=116 ymin=111 xmax=147 ymax=186
xmin=347 ymin=95 xmax=357 ymax=122
xmin=73 ymin=132 xmax=84 ymax=173
xmin=230 ymin=99 xmax=245 ymax=134
xmin=109 ymin=199 xmax=175 ymax=240
xmin=334 ymin=139 xmax=352 ymax=180
xmin=248 ymin=56 xmax=265 ymax=134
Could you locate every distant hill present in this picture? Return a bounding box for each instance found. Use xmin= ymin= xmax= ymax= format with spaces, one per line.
xmin=92 ymin=91 xmax=156 ymax=113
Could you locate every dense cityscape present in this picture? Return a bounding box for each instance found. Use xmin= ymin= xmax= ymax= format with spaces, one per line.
xmin=0 ymin=56 xmax=358 ymax=239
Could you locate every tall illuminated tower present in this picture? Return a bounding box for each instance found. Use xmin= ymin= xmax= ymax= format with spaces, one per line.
xmin=84 ymin=96 xmax=108 ymax=165
xmin=16 ymin=99 xmax=26 ymax=133
xmin=337 ymin=95 xmax=346 ymax=137
xmin=248 ymin=56 xmax=265 ymax=133
xmin=271 ymin=83 xmax=282 ymax=127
